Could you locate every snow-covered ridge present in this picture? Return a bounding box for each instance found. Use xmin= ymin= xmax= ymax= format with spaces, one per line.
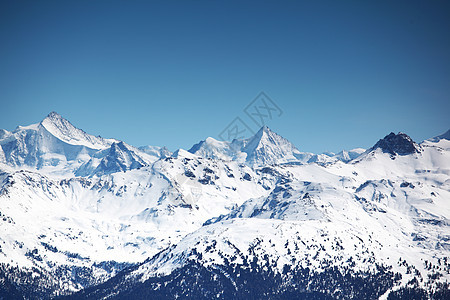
xmin=1 ymin=112 xmax=449 ymax=298
xmin=0 ymin=111 xmax=370 ymax=178
xmin=40 ymin=111 xmax=118 ymax=150
xmin=189 ymin=125 xmax=365 ymax=167
xmin=0 ymin=112 xmax=166 ymax=177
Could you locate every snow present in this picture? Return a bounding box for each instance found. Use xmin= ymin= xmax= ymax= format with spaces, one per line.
xmin=131 ymin=130 xmax=450 ymax=290
xmin=40 ymin=112 xmax=117 ymax=150
xmin=0 ymin=112 xmax=449 ymax=295
xmin=332 ymin=148 xmax=366 ymax=162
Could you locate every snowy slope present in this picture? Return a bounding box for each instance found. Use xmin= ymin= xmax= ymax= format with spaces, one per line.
xmin=424 ymin=129 xmax=450 ymax=151
xmin=0 ymin=113 xmax=449 ymax=298
xmin=71 ymin=130 xmax=450 ymax=299
xmin=134 ymin=138 xmax=450 ymax=277
xmin=0 ymin=148 xmax=271 ymax=296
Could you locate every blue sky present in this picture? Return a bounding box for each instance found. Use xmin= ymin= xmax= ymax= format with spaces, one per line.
xmin=1 ymin=0 xmax=449 ymax=153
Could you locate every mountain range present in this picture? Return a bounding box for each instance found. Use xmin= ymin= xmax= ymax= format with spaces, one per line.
xmin=0 ymin=112 xmax=449 ymax=299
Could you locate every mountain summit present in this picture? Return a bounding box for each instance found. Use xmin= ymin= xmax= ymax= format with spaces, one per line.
xmin=40 ymin=111 xmax=115 ymax=150
xmin=0 ymin=112 xmax=160 ymax=176
xmin=189 ymin=126 xmax=304 ymax=167
xmin=370 ymin=132 xmax=421 ymax=156
xmin=241 ymin=126 xmax=303 ymax=167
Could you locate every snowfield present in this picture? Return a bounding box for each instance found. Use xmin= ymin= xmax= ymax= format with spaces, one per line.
xmin=0 ymin=112 xmax=449 ymax=299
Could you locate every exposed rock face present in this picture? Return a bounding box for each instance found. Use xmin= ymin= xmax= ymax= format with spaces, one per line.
xmin=371 ymin=132 xmax=421 ymax=156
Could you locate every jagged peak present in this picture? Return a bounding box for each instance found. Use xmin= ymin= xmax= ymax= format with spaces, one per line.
xmin=38 ymin=111 xmax=116 ymax=150
xmin=189 ymin=126 xmax=302 ymax=167
xmin=41 ymin=111 xmax=78 ymax=131
xmin=41 ymin=111 xmax=74 ymax=126
xmin=260 ymin=125 xmax=271 ymax=133
xmin=370 ymin=132 xmax=421 ymax=156
xmin=46 ymin=111 xmax=63 ymax=120
xmin=254 ymin=125 xmax=273 ymax=139
xmin=244 ymin=126 xmax=296 ymax=152
xmin=241 ymin=126 xmax=302 ymax=167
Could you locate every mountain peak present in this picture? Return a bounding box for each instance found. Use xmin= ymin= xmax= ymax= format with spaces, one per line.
xmin=41 ymin=111 xmax=73 ymax=130
xmin=246 ymin=126 xmax=288 ymax=150
xmin=46 ymin=111 xmax=63 ymax=120
xmin=188 ymin=126 xmax=302 ymax=167
xmin=256 ymin=125 xmax=273 ymax=137
xmin=249 ymin=126 xmax=276 ymax=144
xmin=371 ymin=132 xmax=421 ymax=156
xmin=260 ymin=125 xmax=270 ymax=132
xmin=242 ymin=126 xmax=302 ymax=166
xmin=40 ymin=112 xmax=115 ymax=150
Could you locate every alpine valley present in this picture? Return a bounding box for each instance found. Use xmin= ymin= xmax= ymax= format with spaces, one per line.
xmin=0 ymin=112 xmax=449 ymax=299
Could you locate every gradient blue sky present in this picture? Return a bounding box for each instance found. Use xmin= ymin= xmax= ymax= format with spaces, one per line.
xmin=1 ymin=0 xmax=449 ymax=153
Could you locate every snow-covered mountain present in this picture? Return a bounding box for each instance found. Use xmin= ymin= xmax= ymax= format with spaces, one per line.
xmin=0 ymin=113 xmax=449 ymax=299
xmin=239 ymin=125 xmax=305 ymax=166
xmin=188 ymin=137 xmax=244 ymax=162
xmin=424 ymin=129 xmax=450 ymax=151
xmin=189 ymin=125 xmax=348 ymax=166
xmin=40 ymin=111 xmax=116 ymax=150
xmin=71 ymin=129 xmax=450 ymax=298
xmin=370 ymin=132 xmax=422 ymax=156
xmin=76 ymin=142 xmax=149 ymax=177
xmin=138 ymin=145 xmax=172 ymax=159
xmin=0 ymin=112 xmax=163 ymax=177
xmin=331 ymin=148 xmax=366 ymax=162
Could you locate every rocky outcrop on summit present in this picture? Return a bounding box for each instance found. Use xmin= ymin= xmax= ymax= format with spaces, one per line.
xmin=370 ymin=132 xmax=421 ymax=156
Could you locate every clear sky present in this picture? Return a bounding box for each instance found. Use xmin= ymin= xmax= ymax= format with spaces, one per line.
xmin=1 ymin=0 xmax=449 ymax=153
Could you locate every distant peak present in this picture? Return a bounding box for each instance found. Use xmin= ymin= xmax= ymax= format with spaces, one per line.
xmin=259 ymin=125 xmax=272 ymax=134
xmin=41 ymin=111 xmax=72 ymax=126
xmin=39 ymin=111 xmax=114 ymax=150
xmin=251 ymin=126 xmax=274 ymax=141
xmin=247 ymin=126 xmax=285 ymax=144
xmin=241 ymin=125 xmax=302 ymax=167
xmin=41 ymin=111 xmax=71 ymax=127
xmin=429 ymin=129 xmax=450 ymax=142
xmin=46 ymin=111 xmax=62 ymax=119
xmin=371 ymin=132 xmax=420 ymax=156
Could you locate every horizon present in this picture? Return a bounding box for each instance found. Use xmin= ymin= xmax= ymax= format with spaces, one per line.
xmin=3 ymin=110 xmax=448 ymax=155
xmin=1 ymin=1 xmax=449 ymax=153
